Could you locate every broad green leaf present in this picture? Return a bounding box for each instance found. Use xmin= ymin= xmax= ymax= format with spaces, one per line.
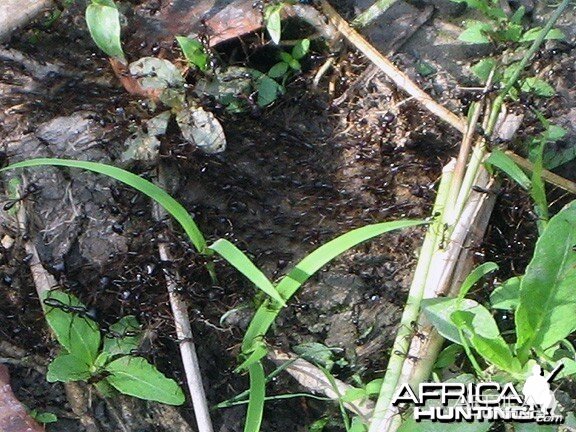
xmin=176 ymin=36 xmax=208 ymax=71
xmin=102 ymin=315 xmax=142 ymax=356
xmin=458 ymin=22 xmax=491 ymax=44
xmin=341 ymin=387 xmax=366 ymax=403
xmin=244 ymin=362 xmax=265 ymax=432
xmin=557 ymin=357 xmax=576 ymax=379
xmin=451 ymin=310 xmax=520 ymax=373
xmin=515 ymin=200 xmax=576 ymax=360
xmin=105 ymin=356 xmax=185 ymax=405
xmin=86 ymin=1 xmax=126 ymax=62
xmin=264 ymin=5 xmax=283 ymax=44
xmin=543 ymin=124 xmax=568 ymax=142
xmin=279 ymin=51 xmax=293 ymax=64
xmin=520 ymin=27 xmax=565 ymax=42
xmin=292 ymin=39 xmax=310 ymax=60
xmin=30 ymin=411 xmax=58 ymax=424
xmin=490 ymin=276 xmax=521 ymax=310
xmin=240 ymin=220 xmax=425 ymax=355
xmin=47 ymin=352 xmax=92 ymax=382
xmin=288 ymin=58 xmax=301 ymax=71
xmin=1 ymin=159 xmax=207 ymax=252
xmin=423 ymin=298 xmax=501 ymax=343
xmin=458 ymin=262 xmax=498 ymax=299
xmin=210 ymin=239 xmax=285 ymax=305
xmin=543 ymin=142 xmax=576 ymax=170
xmin=42 ymin=290 xmax=101 ymax=365
xmin=267 ymin=62 xmax=289 ymax=78
xmin=485 ymin=149 xmax=531 ymax=190
xmin=521 ymin=77 xmax=555 ymax=97
xmin=309 ymin=418 xmax=329 ymax=432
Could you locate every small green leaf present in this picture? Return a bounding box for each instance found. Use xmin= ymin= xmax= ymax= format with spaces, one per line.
xmin=520 ymin=27 xmax=565 ymax=42
xmin=30 ymin=411 xmax=58 ymax=424
xmin=291 ymin=38 xmax=310 ymax=60
xmin=254 ymin=74 xmax=284 ymax=107
xmin=485 ymin=149 xmax=531 ymax=190
xmin=42 ymin=290 xmax=101 ymax=365
xmin=267 ymin=62 xmax=289 ymax=78
xmin=490 ymin=276 xmax=521 ymax=310
xmin=434 ymin=344 xmax=463 ymax=370
xmin=293 ymin=342 xmax=335 ymax=369
xmin=102 ymin=315 xmax=142 ymax=356
xmin=309 ymin=417 xmax=329 ymax=432
xmin=279 ymin=51 xmax=293 ymax=64
xmin=458 ymin=22 xmax=491 ymax=44
xmin=341 ymin=387 xmax=366 ymax=403
xmin=458 ymin=262 xmax=498 ymax=299
xmin=521 ymin=77 xmax=555 ymax=97
xmin=365 ymin=378 xmax=383 ymax=396
xmin=105 ymin=356 xmax=185 ymax=405
xmin=510 ymin=6 xmax=525 ymax=24
xmin=86 ymin=1 xmax=126 ymax=62
xmin=350 ymin=416 xmax=367 ymax=432
xmin=498 ymin=23 xmax=523 ymax=42
xmin=471 ymin=58 xmax=497 ymax=84
xmin=209 ymin=239 xmax=285 ymax=306
xmin=543 ymin=124 xmax=567 ymax=142
xmin=47 ymin=352 xmax=92 ymax=382
xmin=176 ymin=36 xmax=208 ymax=71
xmin=264 ymin=5 xmax=283 ymax=44
xmin=288 ymin=58 xmax=301 ymax=71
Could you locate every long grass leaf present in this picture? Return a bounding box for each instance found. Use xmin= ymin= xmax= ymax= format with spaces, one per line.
xmin=241 ymin=220 xmax=425 ymax=354
xmin=243 ymin=362 xmax=265 ymax=432
xmin=210 ymin=239 xmax=285 ymax=305
xmin=1 ymin=158 xmax=207 ymax=252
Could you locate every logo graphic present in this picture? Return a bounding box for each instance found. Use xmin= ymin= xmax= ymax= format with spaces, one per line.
xmin=391 ymin=363 xmax=564 ymax=424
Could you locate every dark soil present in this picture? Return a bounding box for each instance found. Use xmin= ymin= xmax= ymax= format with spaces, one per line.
xmin=0 ymin=0 xmax=574 ymax=431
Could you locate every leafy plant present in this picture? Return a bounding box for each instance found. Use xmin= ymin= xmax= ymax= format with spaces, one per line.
xmin=263 ymin=3 xmax=285 ymax=44
xmin=252 ymin=38 xmax=310 ymax=107
xmin=42 ymin=289 xmax=185 ymax=405
xmin=423 ymin=200 xmax=576 ymax=379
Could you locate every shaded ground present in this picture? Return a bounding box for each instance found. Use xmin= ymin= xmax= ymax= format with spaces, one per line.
xmin=0 ymin=0 xmax=574 ymax=431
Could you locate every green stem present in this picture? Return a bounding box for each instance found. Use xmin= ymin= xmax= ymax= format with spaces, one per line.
xmin=351 ymin=0 xmax=398 ymax=28
xmin=368 ymin=164 xmax=454 ymax=432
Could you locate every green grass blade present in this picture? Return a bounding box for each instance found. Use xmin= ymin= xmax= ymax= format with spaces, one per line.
xmin=210 ymin=239 xmax=285 ymax=306
xmin=243 ymin=362 xmax=265 ymax=432
xmin=1 ymin=158 xmax=207 ymax=252
xmin=241 ymin=219 xmax=425 ymax=354
xmin=486 ymin=150 xmax=531 ymax=190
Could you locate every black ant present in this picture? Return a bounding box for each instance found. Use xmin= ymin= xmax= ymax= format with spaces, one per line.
xmin=3 ymin=183 xmax=42 ymax=211
xmin=43 ymin=297 xmax=98 ymax=321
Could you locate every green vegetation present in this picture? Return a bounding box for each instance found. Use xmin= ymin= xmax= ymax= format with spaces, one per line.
xmin=42 ymin=289 xmax=184 ymax=405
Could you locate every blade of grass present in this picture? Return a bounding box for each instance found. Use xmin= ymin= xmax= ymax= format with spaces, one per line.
xmin=1 ymin=159 xmax=207 ymax=252
xmin=210 ymin=239 xmax=286 ymax=306
xmin=244 ymin=362 xmax=265 ymax=432
xmin=240 ymin=220 xmax=426 ymax=355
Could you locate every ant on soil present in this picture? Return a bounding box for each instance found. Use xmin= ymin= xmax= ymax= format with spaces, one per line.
xmin=3 ymin=183 xmax=42 ymax=211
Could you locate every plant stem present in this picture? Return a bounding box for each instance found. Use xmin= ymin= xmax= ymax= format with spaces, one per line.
xmin=368 ymin=163 xmax=454 ymax=432
xmin=351 ymin=0 xmax=398 ymax=28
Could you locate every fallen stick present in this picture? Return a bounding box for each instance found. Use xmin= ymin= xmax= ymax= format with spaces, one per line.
xmin=152 ymin=164 xmax=214 ymax=432
xmin=319 ymin=0 xmax=467 ymax=134
xmin=267 ymin=349 xmax=374 ymax=422
xmin=0 ymin=0 xmax=54 ymax=42
xmin=505 ymin=150 xmax=576 ymax=195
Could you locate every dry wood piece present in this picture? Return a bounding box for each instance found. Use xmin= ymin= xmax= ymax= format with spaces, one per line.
xmin=319 ymin=0 xmax=467 ymax=134
xmin=0 ymin=0 xmax=54 ymax=42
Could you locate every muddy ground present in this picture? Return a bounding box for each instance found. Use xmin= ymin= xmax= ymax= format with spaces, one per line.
xmin=0 ymin=0 xmax=574 ymax=431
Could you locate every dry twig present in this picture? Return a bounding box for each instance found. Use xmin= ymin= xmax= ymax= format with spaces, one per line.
xmin=319 ymin=0 xmax=467 ymax=133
